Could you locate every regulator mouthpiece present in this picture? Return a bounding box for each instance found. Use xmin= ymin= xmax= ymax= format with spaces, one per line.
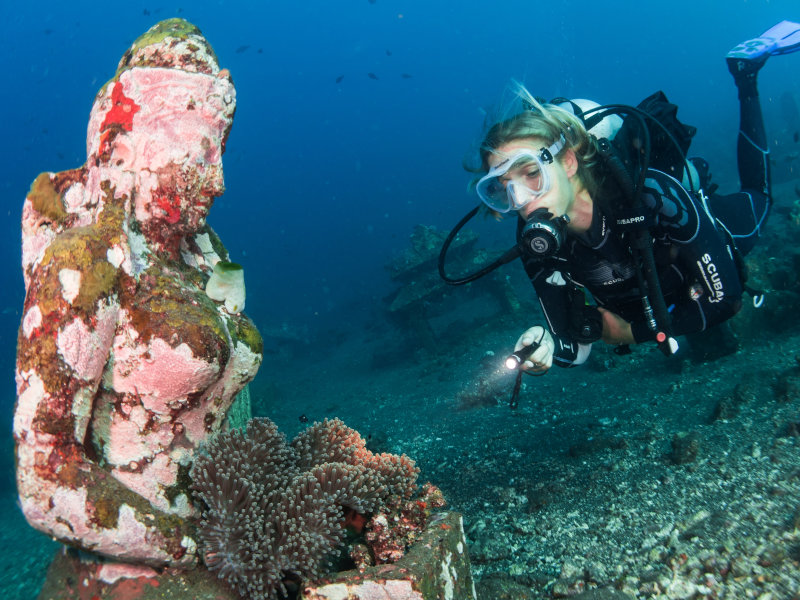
xmin=520 ymin=209 xmax=569 ymax=259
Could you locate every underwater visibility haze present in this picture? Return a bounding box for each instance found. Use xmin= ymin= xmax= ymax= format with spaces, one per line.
xmin=3 ymin=0 xmax=800 ymax=598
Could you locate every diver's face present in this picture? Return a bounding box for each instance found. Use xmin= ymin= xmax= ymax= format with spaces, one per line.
xmin=488 ymin=139 xmax=574 ymax=220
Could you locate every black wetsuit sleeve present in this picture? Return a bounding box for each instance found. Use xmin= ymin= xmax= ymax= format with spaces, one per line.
xmin=521 ymin=258 xmax=587 ymax=367
xmin=630 ymin=174 xmax=743 ymax=342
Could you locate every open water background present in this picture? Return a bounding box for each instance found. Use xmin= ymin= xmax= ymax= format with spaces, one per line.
xmin=2 ymin=1 xmax=800 ymax=597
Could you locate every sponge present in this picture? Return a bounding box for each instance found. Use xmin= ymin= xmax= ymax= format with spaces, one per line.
xmin=206 ymin=261 xmax=246 ymax=313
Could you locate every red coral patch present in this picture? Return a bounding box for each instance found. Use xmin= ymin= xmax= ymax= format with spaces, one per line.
xmin=101 ymin=81 xmax=140 ymax=133
xmin=99 ymin=81 xmax=140 ymax=155
xmin=154 ymin=192 xmax=182 ymax=224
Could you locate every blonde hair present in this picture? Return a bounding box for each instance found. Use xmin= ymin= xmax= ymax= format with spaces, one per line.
xmin=473 ymin=83 xmax=601 ymax=197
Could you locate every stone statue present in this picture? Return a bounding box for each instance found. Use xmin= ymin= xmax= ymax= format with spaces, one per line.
xmin=14 ymin=19 xmax=262 ymax=568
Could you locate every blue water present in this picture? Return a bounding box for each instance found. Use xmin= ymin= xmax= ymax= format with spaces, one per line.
xmin=1 ymin=0 xmax=799 ymax=595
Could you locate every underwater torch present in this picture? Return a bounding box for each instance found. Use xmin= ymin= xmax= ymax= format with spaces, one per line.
xmin=505 ymin=340 xmax=541 ymax=370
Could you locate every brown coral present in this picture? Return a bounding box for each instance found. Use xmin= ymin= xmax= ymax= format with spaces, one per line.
xmin=292 ymin=418 xmax=419 ymax=501
xmin=190 ymin=417 xmax=419 ymax=600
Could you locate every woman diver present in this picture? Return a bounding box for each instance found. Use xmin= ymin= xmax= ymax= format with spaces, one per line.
xmin=459 ymin=21 xmax=800 ymax=373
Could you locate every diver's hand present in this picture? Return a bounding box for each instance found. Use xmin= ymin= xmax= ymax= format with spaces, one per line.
xmin=514 ymin=326 xmax=555 ymax=373
xmin=598 ymin=308 xmax=635 ymax=345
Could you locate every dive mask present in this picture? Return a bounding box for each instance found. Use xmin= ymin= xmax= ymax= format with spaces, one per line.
xmin=476 ymin=134 xmax=566 ymax=213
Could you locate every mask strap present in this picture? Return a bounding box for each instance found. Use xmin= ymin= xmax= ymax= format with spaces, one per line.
xmin=540 ymin=134 xmax=566 ymax=163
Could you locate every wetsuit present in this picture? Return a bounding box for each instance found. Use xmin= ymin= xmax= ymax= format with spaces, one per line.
xmin=518 ymin=74 xmax=771 ymax=367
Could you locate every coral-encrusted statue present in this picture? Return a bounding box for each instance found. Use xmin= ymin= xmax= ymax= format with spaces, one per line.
xmin=14 ymin=19 xmax=262 ymax=568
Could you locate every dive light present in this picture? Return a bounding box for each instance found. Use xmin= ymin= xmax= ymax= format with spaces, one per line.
xmin=505 ymin=341 xmax=541 ymax=370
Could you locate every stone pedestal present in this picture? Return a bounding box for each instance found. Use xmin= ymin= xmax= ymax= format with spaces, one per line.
xmin=37 ymin=548 xmax=238 ymax=600
xmin=302 ymin=512 xmax=476 ymax=600
xmin=37 ymin=512 xmax=475 ymax=600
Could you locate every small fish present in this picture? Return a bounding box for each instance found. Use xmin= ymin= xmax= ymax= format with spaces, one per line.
xmin=143 ymin=8 xmax=150 ymax=15
xmin=235 ymin=44 xmax=250 ymax=54
xmin=385 ymin=49 xmax=392 ymax=56
xmin=335 ymin=74 xmax=344 ymax=84
xmin=401 ymin=73 xmax=413 ymax=79
xmin=367 ymin=72 xmax=379 ymax=80
xmin=299 ymin=414 xmax=309 ymax=423
xmin=368 ymin=0 xmax=376 ymax=3
xmin=257 ymin=48 xmax=263 ymax=54
xmin=794 ymin=131 xmax=799 ymax=143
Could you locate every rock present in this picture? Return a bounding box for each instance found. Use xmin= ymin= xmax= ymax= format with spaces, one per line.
xmin=301 ymin=512 xmax=477 ymax=600
xmin=475 ymin=572 xmax=537 ymax=599
xmin=671 ymin=431 xmax=702 ymax=465
xmin=37 ymin=546 xmax=238 ymax=600
xmin=551 ymin=559 xmax=614 ymax=597
xmin=14 ymin=18 xmax=262 ymax=569
xmin=680 ymin=510 xmax=735 ymax=541
xmin=569 ymin=589 xmax=636 ymax=600
xmin=776 ymin=366 xmax=800 ymax=402
xmin=664 ymin=580 xmax=699 ymax=599
xmin=469 ymin=531 xmax=514 ymax=563
xmin=685 ymin=321 xmax=739 ymax=362
xmin=712 ymin=379 xmax=758 ymax=421
xmin=568 ymin=435 xmax=628 ymax=457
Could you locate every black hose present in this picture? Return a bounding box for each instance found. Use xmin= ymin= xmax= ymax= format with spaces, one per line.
xmin=594 ymin=110 xmax=676 ymax=354
xmin=581 ymin=103 xmax=697 ymax=196
xmin=438 ymin=205 xmax=521 ymax=285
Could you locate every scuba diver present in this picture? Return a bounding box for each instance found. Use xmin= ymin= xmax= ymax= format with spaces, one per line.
xmin=441 ymin=21 xmax=800 ymax=375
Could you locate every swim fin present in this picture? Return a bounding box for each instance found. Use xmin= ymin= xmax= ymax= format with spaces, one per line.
xmin=727 ymin=20 xmax=800 ymax=71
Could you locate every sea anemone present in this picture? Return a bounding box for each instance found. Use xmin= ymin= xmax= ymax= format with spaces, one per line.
xmin=190 ymin=417 xmax=419 ymax=600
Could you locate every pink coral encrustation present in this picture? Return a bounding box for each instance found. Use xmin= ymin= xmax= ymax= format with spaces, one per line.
xmin=14 ymin=18 xmax=262 ymax=568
